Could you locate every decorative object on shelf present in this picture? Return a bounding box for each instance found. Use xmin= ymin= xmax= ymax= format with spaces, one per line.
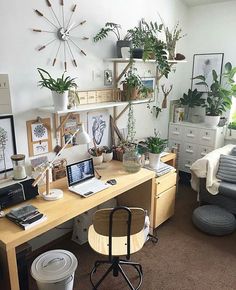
xmin=161 ymin=84 xmax=173 ymax=109
xmin=93 ymin=22 xmax=131 ymax=58
xmin=145 ymin=131 xmax=168 ymax=169
xmin=174 ymin=107 xmax=185 ymax=123
xmin=191 ymin=53 xmax=224 ymax=91
xmin=162 ymin=21 xmax=186 ymax=60
xmin=52 ymin=158 xmax=67 ymax=181
xmin=33 ymin=1 xmax=88 ymax=70
xmin=60 ymin=113 xmax=80 ymax=147
xmin=37 ymin=68 xmax=77 ymax=111
xmin=179 ymin=89 xmax=205 ymax=121
xmin=87 ymin=110 xmax=110 ymax=148
xmin=193 ymin=61 xmax=236 ymax=127
xmin=0 ymin=115 xmax=17 ymax=176
xmin=123 ymin=145 xmax=142 ymax=173
xmin=32 ymin=123 xmax=90 ymax=201
xmin=169 ymin=100 xmax=180 ymax=122
xmin=11 ymin=154 xmax=27 ymax=180
xmin=104 ymin=69 xmax=113 ymax=86
xmin=26 ymin=117 xmax=52 ymax=157
xmin=141 ymin=77 xmax=155 ymax=101
xmin=175 ymin=53 xmax=186 ymax=61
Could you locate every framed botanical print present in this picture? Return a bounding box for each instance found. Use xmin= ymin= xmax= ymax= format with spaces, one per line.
xmin=0 ymin=115 xmax=17 ymax=173
xmin=191 ymin=53 xmax=224 ymax=91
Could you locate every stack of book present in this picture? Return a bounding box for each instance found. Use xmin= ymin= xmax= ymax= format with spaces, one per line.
xmin=144 ymin=162 xmax=174 ymax=177
xmin=6 ymin=204 xmax=47 ymax=230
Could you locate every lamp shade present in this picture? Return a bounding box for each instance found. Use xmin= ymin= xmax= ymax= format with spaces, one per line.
xmin=76 ymin=123 xmax=90 ymax=145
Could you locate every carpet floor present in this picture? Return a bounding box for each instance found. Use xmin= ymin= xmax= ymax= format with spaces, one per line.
xmin=29 ymin=184 xmax=236 ymax=290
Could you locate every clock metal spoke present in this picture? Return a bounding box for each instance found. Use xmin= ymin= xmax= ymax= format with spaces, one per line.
xmin=34 ymin=9 xmax=58 ymax=29
xmin=38 ymin=38 xmax=57 ymax=51
xmin=60 ymin=0 xmax=65 ymax=29
xmin=45 ymin=0 xmax=62 ymax=27
xmin=69 ymin=38 xmax=87 ymax=56
xmin=63 ymin=41 xmax=67 ymax=71
xmin=66 ymin=4 xmax=77 ymax=31
xmin=52 ymin=42 xmax=62 ymax=66
xmin=69 ymin=20 xmax=86 ymax=32
xmin=82 ymin=37 xmax=89 ymax=40
xmin=33 ymin=29 xmax=55 ymax=33
xmin=66 ymin=41 xmax=77 ymax=67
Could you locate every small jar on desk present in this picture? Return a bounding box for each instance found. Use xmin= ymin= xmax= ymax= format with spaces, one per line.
xmin=11 ymin=154 xmax=27 ymax=180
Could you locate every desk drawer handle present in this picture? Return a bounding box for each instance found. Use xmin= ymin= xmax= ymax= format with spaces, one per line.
xmin=43 ymin=257 xmax=64 ymax=268
xmin=186 ymin=134 xmax=195 ymax=138
xmin=172 ymin=132 xmax=180 ymax=135
xmin=186 ymin=149 xmax=193 ymax=153
xmin=157 ymin=182 xmax=160 ymax=185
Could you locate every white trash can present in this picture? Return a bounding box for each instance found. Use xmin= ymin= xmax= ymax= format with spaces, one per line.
xmin=31 ymin=249 xmax=78 ymax=290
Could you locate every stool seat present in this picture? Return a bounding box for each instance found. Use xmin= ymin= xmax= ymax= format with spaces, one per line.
xmin=192 ymin=205 xmax=236 ymax=236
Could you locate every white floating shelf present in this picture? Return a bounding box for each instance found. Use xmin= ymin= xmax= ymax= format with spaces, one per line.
xmin=38 ymin=100 xmax=150 ymax=114
xmin=105 ymin=58 xmax=187 ymax=64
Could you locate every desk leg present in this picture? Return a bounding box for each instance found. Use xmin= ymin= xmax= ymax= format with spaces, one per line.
xmin=0 ymin=247 xmax=20 ymax=290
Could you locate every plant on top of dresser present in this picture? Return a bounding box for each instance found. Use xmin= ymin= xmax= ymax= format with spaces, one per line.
xmin=93 ymin=22 xmax=131 ymax=58
xmin=37 ymin=68 xmax=77 ymax=111
xmin=193 ymin=62 xmax=236 ymax=127
xmin=179 ymin=89 xmax=205 ymax=121
xmin=145 ymin=130 xmax=168 ymax=169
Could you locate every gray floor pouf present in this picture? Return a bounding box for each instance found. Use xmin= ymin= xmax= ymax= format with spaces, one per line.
xmin=192 ymin=205 xmax=236 ymax=236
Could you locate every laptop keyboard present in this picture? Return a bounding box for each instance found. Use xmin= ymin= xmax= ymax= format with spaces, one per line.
xmin=71 ymin=179 xmax=110 ymax=196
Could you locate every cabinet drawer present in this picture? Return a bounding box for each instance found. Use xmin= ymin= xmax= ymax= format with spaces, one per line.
xmin=182 ymin=143 xmax=197 ymax=158
xmin=197 ymin=145 xmax=213 ymax=158
xmin=154 ymin=186 xmax=176 ymax=228
xmin=183 ymin=127 xmax=198 ymax=143
xmin=155 ymin=172 xmax=177 ymax=195
xmin=169 ymin=124 xmax=182 ymax=140
xmin=199 ymin=128 xmax=215 ymax=146
xmin=179 ymin=157 xmax=195 ymax=173
xmin=168 ymin=139 xmax=181 ymax=152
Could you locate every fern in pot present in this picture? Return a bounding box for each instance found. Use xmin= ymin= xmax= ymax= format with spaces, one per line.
xmin=37 ymin=68 xmax=77 ymax=111
xmin=145 ymin=131 xmax=168 ymax=169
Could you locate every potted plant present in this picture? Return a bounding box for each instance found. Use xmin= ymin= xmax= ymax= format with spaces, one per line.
xmin=88 ymin=146 xmax=103 ymax=166
xmin=145 ymin=131 xmax=168 ymax=169
xmin=179 ymin=89 xmax=205 ymax=121
xmin=37 ymin=68 xmax=77 ymax=111
xmin=193 ymin=62 xmax=236 ymax=127
xmin=93 ymin=22 xmax=131 ymax=58
xmin=121 ymin=68 xmax=144 ymax=101
xmin=101 ymin=146 xmax=113 ymax=162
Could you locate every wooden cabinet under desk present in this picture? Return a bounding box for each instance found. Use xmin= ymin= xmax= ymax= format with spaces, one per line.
xmin=154 ymin=171 xmax=177 ymax=228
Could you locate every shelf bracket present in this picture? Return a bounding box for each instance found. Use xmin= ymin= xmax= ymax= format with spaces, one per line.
xmin=114 ymin=104 xmax=130 ymax=122
xmin=116 ymin=61 xmax=132 ymax=84
xmin=55 ymin=112 xmax=73 ymax=132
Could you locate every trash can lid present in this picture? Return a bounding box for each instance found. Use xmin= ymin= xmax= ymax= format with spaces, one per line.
xmin=31 ymin=249 xmax=78 ymax=283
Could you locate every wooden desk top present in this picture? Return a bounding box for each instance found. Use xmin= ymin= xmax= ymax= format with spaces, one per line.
xmin=0 ymin=161 xmax=155 ymax=250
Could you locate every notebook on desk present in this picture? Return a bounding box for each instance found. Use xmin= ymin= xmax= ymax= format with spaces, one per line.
xmin=66 ymin=158 xmax=111 ymax=197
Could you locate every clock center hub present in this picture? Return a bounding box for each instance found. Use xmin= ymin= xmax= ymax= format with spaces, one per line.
xmin=57 ymin=27 xmax=70 ymax=41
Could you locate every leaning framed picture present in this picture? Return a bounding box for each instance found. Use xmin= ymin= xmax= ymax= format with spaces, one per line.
xmin=141 ymin=77 xmax=155 ymax=101
xmin=191 ymin=53 xmax=224 ymax=91
xmin=0 ymin=115 xmax=17 ymax=173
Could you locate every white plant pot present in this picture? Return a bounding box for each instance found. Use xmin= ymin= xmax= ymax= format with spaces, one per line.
xmin=102 ymin=152 xmax=113 ymax=162
xmin=204 ymin=115 xmax=220 ymax=127
xmin=149 ymin=152 xmax=161 ymax=169
xmin=52 ymin=91 xmax=68 ymax=111
xmin=91 ymin=155 xmax=103 ymax=166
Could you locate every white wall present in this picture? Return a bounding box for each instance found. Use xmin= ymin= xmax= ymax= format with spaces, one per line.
xmin=0 ymin=0 xmax=189 ymax=248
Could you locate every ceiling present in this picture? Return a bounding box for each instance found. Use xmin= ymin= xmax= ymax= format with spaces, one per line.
xmin=182 ymin=0 xmax=234 ymax=7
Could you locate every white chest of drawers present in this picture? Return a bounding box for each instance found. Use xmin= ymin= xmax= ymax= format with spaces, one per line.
xmin=168 ymin=122 xmax=225 ymax=173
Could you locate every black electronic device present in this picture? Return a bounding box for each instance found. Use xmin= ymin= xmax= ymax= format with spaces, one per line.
xmin=0 ymin=178 xmax=38 ymax=210
xmin=106 ymin=179 xmax=117 ymax=185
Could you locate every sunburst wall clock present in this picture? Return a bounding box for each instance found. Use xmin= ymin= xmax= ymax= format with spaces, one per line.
xmin=33 ymin=0 xmax=89 ymax=70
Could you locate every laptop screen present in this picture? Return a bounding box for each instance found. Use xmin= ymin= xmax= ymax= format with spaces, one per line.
xmin=66 ymin=158 xmax=95 ymax=187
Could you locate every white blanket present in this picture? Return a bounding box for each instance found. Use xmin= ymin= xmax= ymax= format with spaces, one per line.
xmin=190 ymin=144 xmax=235 ymax=195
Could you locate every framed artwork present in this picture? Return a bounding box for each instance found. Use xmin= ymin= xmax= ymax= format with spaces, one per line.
xmin=191 ymin=53 xmax=224 ymax=91
xmin=141 ymin=77 xmax=155 ymax=101
xmin=60 ymin=113 xmax=80 ymax=147
xmin=87 ymin=110 xmax=111 ymax=148
xmin=0 ymin=115 xmax=17 ymax=173
xmin=104 ymin=69 xmax=113 ymax=86
xmin=26 ymin=117 xmax=52 ymax=156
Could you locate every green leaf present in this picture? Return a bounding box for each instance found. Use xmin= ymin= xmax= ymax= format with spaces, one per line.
xmin=212 ymin=70 xmax=218 ymax=81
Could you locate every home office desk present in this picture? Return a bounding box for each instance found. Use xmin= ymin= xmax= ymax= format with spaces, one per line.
xmin=0 ymin=160 xmax=156 ymax=290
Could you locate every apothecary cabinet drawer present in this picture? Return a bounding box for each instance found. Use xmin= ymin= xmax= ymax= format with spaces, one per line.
xmin=197 ymin=145 xmax=213 ymax=158
xmin=155 ymin=172 xmax=177 ymax=195
xmin=183 ymin=143 xmax=197 ymax=158
xmin=168 ymin=139 xmax=181 ymax=152
xmin=184 ymin=127 xmax=198 ymax=143
xmin=179 ymin=157 xmax=195 ymax=173
xmin=199 ymin=129 xmax=215 ymax=146
xmin=169 ymin=124 xmax=182 ymax=140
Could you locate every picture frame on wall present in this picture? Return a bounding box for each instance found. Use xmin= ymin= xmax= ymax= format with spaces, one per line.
xmin=141 ymin=77 xmax=155 ymax=101
xmin=191 ymin=53 xmax=224 ymax=91
xmin=0 ymin=115 xmax=17 ymax=173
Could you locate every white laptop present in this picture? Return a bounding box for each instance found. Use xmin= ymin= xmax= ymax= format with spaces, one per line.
xmin=66 ymin=158 xmax=111 ymax=197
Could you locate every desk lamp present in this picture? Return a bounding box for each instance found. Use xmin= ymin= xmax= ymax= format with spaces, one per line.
xmin=32 ymin=123 xmax=90 ymax=201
